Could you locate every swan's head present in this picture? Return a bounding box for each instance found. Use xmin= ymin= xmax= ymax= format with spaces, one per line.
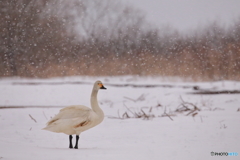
xmin=94 ymin=80 xmax=107 ymax=90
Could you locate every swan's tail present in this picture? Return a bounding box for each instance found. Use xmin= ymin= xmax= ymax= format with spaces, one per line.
xmin=42 ymin=125 xmax=61 ymax=133
xmin=42 ymin=119 xmax=75 ymax=134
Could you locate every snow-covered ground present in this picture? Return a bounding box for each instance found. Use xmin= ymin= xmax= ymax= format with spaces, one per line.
xmin=0 ymin=76 xmax=239 ymax=160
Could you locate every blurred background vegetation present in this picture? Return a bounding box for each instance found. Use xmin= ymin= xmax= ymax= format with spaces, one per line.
xmin=0 ymin=0 xmax=240 ymax=80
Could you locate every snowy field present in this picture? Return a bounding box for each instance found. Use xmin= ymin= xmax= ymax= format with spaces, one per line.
xmin=0 ymin=76 xmax=239 ymax=160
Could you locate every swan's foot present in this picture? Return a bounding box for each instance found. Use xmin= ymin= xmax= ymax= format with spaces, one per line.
xmin=74 ymin=135 xmax=79 ymax=149
xmin=69 ymin=135 xmax=73 ymax=149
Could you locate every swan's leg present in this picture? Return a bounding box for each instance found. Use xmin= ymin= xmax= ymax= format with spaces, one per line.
xmin=74 ymin=135 xmax=79 ymax=149
xmin=69 ymin=135 xmax=73 ymax=148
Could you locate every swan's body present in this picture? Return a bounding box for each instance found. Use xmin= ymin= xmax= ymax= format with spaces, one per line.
xmin=43 ymin=105 xmax=104 ymax=135
xmin=43 ymin=80 xmax=106 ymax=149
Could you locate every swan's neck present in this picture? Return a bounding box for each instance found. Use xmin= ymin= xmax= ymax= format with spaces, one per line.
xmin=90 ymin=89 xmax=103 ymax=114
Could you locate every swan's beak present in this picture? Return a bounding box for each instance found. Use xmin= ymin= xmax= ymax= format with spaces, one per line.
xmin=98 ymin=83 xmax=107 ymax=89
xmin=100 ymin=85 xmax=107 ymax=90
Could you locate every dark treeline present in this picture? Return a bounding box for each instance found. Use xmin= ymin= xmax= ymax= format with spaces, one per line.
xmin=0 ymin=0 xmax=240 ymax=80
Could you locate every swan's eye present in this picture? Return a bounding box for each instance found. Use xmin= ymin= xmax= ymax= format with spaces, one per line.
xmin=98 ymin=83 xmax=103 ymax=87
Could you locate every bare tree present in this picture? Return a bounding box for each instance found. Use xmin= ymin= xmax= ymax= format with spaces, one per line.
xmin=0 ymin=0 xmax=240 ymax=80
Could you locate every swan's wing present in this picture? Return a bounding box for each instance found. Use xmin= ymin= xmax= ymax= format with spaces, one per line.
xmin=46 ymin=105 xmax=91 ymax=126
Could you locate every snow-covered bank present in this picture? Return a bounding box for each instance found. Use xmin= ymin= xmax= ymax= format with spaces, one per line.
xmin=0 ymin=108 xmax=239 ymax=160
xmin=0 ymin=76 xmax=239 ymax=108
xmin=0 ymin=76 xmax=239 ymax=160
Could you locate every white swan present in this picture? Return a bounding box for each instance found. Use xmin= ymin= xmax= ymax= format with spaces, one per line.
xmin=43 ymin=80 xmax=106 ymax=149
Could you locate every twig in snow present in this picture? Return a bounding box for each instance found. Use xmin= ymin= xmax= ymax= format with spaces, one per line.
xmin=156 ymin=102 xmax=162 ymax=107
xmin=29 ymin=114 xmax=37 ymax=123
xmin=163 ymin=112 xmax=174 ymax=121
xmin=161 ymin=106 xmax=174 ymax=121
xmin=123 ymin=94 xmax=148 ymax=102
xmin=186 ymin=109 xmax=198 ymax=116
xmin=179 ymin=95 xmax=185 ymax=103
xmin=123 ymin=103 xmax=136 ymax=116
xmin=107 ymin=116 xmax=123 ymax=119
xmin=149 ymin=107 xmax=153 ymax=112
xmin=176 ymin=96 xmax=200 ymax=116
xmin=200 ymin=116 xmax=203 ymax=123
xmin=192 ymin=112 xmax=198 ymax=122
xmin=219 ymin=120 xmax=227 ymax=129
xmin=110 ymin=103 xmax=156 ymax=120
xmin=192 ymin=112 xmax=198 ymax=117
xmin=136 ymin=94 xmax=148 ymax=101
xmin=42 ymin=111 xmax=48 ymax=120
xmin=107 ymin=109 xmax=124 ymax=120
xmin=123 ymin=96 xmax=136 ymax=102
xmin=140 ymin=108 xmax=155 ymax=120
xmin=122 ymin=112 xmax=130 ymax=118
xmin=213 ymin=107 xmax=224 ymax=111
xmin=117 ymin=109 xmax=121 ymax=118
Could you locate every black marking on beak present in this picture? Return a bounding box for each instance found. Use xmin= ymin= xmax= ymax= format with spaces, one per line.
xmin=100 ymin=85 xmax=107 ymax=89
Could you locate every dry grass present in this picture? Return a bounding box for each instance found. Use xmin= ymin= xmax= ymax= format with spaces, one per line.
xmin=9 ymin=52 xmax=239 ymax=81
